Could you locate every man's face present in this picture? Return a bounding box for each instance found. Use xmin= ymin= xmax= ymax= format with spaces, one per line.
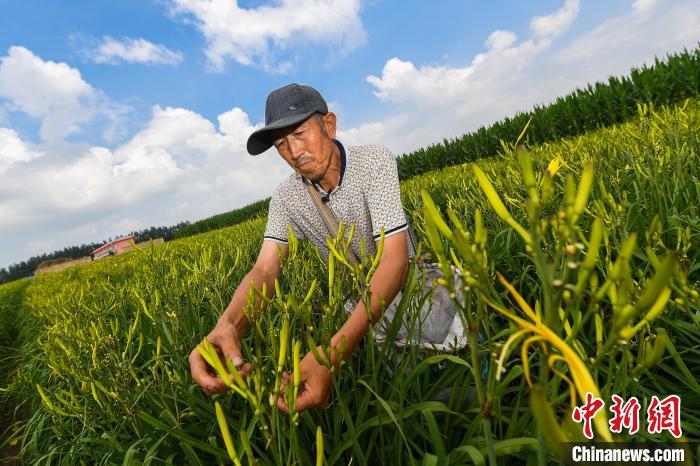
xmin=271 ymin=112 xmax=337 ymax=181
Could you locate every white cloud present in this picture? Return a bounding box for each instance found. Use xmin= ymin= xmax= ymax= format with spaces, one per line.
xmin=23 ymin=238 xmax=60 ymax=257
xmin=0 ymin=102 xmax=290 ymax=266
xmin=1 ymin=105 xmax=246 ymax=224
xmin=336 ymin=113 xmax=412 ymax=149
xmin=365 ymin=3 xmax=584 ymax=110
xmin=113 ymin=217 xmax=144 ymax=232
xmin=485 ymin=30 xmax=518 ymax=51
xmin=356 ymin=0 xmax=699 ymax=156
xmin=168 ymin=0 xmax=366 ymax=72
xmin=0 ymin=46 xmax=126 ymax=141
xmin=633 ymin=0 xmax=660 ymax=16
xmin=530 ymin=0 xmax=580 ymax=40
xmin=8 ymin=144 xmax=180 ymax=215
xmin=366 ymin=1 xmax=582 ymax=108
xmin=0 ymin=127 xmax=44 ymax=173
xmin=553 ymin=1 xmax=700 ymax=70
xmin=88 ymin=36 xmax=183 ymax=65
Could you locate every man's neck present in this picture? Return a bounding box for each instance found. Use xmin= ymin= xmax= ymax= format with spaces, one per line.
xmin=314 ymin=142 xmax=341 ymax=193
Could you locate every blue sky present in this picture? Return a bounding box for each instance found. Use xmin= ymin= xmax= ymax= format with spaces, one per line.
xmin=0 ymin=0 xmax=698 ymax=269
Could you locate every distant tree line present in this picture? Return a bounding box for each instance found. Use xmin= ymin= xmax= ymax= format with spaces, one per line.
xmin=173 ymin=198 xmax=270 ymax=239
xmin=0 ymin=221 xmax=190 ymax=285
xmin=394 ymin=46 xmax=700 ymax=179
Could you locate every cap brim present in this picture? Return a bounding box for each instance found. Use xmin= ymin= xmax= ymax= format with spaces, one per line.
xmin=246 ymin=111 xmax=317 ymax=155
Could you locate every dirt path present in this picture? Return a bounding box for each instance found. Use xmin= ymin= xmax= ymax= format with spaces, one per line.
xmin=0 ymin=405 xmax=22 ymax=465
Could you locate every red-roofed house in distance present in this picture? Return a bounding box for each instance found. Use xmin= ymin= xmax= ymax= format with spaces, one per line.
xmin=92 ymin=235 xmax=136 ymax=260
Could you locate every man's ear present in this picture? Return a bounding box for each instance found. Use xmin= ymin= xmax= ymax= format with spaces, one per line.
xmin=322 ymin=112 xmax=337 ymax=140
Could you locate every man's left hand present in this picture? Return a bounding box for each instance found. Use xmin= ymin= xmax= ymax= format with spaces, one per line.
xmin=277 ymin=349 xmax=332 ymax=414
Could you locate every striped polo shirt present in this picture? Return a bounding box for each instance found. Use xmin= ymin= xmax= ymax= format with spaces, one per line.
xmin=263 ymin=140 xmax=416 ymax=262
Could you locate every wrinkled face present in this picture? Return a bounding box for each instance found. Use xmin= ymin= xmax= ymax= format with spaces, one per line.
xmin=271 ymin=112 xmax=337 ymax=181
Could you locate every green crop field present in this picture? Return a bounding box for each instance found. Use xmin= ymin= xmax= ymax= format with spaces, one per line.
xmin=1 ymin=99 xmax=699 ymax=465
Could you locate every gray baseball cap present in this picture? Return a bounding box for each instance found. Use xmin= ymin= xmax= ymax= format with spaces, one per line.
xmin=246 ymin=83 xmax=329 ymax=155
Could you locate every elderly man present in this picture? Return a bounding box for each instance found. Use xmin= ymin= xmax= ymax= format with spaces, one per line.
xmin=189 ymin=83 xmax=415 ymax=413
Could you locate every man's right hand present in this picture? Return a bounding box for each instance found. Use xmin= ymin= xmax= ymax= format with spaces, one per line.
xmin=189 ymin=240 xmax=287 ymax=396
xmin=189 ymin=318 xmax=251 ymax=396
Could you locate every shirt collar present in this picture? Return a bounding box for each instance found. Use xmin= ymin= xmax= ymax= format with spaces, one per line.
xmin=335 ymin=139 xmax=346 ymax=188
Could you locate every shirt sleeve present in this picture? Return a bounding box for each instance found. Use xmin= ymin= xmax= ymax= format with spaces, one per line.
xmin=263 ymin=186 xmax=305 ymax=244
xmin=366 ymin=145 xmax=408 ymax=240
